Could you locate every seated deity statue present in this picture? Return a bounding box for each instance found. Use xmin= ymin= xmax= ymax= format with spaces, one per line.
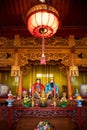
xmin=45 ymin=79 xmax=59 ymax=99
xmin=31 ymin=78 xmax=45 ymax=99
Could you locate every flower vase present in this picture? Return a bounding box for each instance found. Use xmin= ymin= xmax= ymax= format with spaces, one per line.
xmin=23 ymin=104 xmax=28 ymax=108
xmin=60 ymin=102 xmax=67 ymax=108
xmin=6 ymin=99 xmax=15 ymax=107
xmin=75 ymin=99 xmax=84 ymax=107
xmin=61 ymin=104 xmax=67 ymax=108
xmin=23 ymin=102 xmax=31 ymax=108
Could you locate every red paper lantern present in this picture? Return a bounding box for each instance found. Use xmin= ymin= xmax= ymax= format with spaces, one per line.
xmin=26 ymin=4 xmax=60 ymax=38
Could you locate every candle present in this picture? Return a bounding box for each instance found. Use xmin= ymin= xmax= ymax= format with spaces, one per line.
xmin=32 ymin=86 xmax=34 ymax=94
xmin=54 ymin=86 xmax=56 ymax=95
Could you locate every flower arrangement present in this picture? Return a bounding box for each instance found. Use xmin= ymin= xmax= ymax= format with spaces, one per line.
xmin=23 ymin=96 xmax=31 ymax=107
xmin=34 ymin=120 xmax=54 ymax=130
xmin=75 ymin=95 xmax=84 ymax=107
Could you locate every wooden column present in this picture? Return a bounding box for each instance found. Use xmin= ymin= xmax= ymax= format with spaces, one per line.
xmin=67 ymin=36 xmax=75 ymax=99
xmin=66 ymin=69 xmax=73 ymax=99
xmin=14 ymin=52 xmax=19 ymax=66
xmin=18 ymin=70 xmax=23 ymax=99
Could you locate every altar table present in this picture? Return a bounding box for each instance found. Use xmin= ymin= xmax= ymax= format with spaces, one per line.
xmin=0 ymin=105 xmax=87 ymax=130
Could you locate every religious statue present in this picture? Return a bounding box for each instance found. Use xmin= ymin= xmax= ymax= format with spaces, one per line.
xmin=39 ymin=90 xmax=47 ymax=107
xmin=31 ymin=78 xmax=45 ymax=99
xmin=60 ymin=92 xmax=67 ymax=108
xmin=8 ymin=90 xmax=13 ymax=100
xmin=6 ymin=90 xmax=15 ymax=107
xmin=40 ymin=90 xmax=47 ymax=101
xmin=60 ymin=92 xmax=67 ymax=102
xmin=45 ymin=79 xmax=59 ymax=99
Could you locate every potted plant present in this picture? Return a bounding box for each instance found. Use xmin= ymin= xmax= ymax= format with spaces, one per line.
xmin=23 ymin=96 xmax=31 ymax=107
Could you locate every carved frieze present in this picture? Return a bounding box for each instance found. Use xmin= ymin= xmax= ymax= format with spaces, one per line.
xmin=0 ymin=37 xmax=14 ymax=47
xmin=0 ymin=35 xmax=87 ymax=69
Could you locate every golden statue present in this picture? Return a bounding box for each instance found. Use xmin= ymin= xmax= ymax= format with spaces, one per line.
xmin=39 ymin=90 xmax=47 ymax=107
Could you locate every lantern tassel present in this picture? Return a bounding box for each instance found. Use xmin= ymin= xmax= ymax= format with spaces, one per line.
xmin=40 ymin=53 xmax=46 ymax=65
xmin=40 ymin=36 xmax=46 ymax=65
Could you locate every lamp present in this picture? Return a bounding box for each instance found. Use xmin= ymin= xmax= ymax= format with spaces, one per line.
xmin=26 ymin=4 xmax=60 ymax=64
xmin=26 ymin=4 xmax=60 ymax=38
xmin=11 ymin=51 xmax=20 ymax=77
xmin=69 ymin=53 xmax=79 ymax=77
xmin=69 ymin=66 xmax=79 ymax=77
xmin=11 ymin=66 xmax=20 ymax=77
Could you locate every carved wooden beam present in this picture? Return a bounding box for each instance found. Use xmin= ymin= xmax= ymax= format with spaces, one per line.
xmin=0 ymin=35 xmax=87 ymax=68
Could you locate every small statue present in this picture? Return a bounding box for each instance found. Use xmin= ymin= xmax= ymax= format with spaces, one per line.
xmin=8 ymin=90 xmax=13 ymax=100
xmin=39 ymin=90 xmax=47 ymax=107
xmin=60 ymin=92 xmax=67 ymax=107
xmin=40 ymin=90 xmax=47 ymax=103
xmin=6 ymin=90 xmax=15 ymax=107
xmin=61 ymin=92 xmax=67 ymax=102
